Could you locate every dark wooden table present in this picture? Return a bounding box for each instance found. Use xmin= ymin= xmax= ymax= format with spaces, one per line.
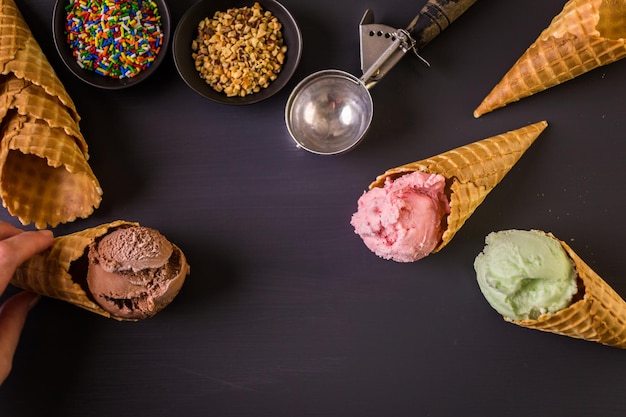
xmin=2 ymin=0 xmax=625 ymax=416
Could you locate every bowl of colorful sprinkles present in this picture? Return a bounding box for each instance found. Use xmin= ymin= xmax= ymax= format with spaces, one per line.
xmin=172 ymin=0 xmax=302 ymax=105
xmin=52 ymin=0 xmax=170 ymax=89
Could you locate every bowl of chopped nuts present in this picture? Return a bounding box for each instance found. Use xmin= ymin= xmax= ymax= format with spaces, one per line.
xmin=52 ymin=0 xmax=171 ymax=89
xmin=172 ymin=0 xmax=302 ymax=104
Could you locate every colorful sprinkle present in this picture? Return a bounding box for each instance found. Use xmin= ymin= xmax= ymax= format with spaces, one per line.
xmin=65 ymin=0 xmax=164 ymax=79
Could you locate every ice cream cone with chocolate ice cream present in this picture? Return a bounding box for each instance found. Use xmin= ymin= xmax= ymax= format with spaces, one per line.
xmin=0 ymin=0 xmax=101 ymax=228
xmin=474 ymin=0 xmax=626 ymax=117
xmin=10 ymin=220 xmax=190 ymax=321
xmin=475 ymin=230 xmax=626 ymax=349
xmin=351 ymin=121 xmax=547 ymax=262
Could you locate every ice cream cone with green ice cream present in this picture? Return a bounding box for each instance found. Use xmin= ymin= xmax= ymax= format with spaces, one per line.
xmin=475 ymin=230 xmax=626 ymax=349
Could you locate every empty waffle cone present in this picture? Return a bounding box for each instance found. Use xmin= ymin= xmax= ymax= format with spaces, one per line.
xmin=474 ymin=0 xmax=626 ymax=117
xmin=369 ymin=121 xmax=547 ymax=252
xmin=0 ymin=0 xmax=78 ymax=121
xmin=10 ymin=220 xmax=191 ymax=321
xmin=0 ymin=75 xmax=87 ymax=154
xmin=0 ymin=113 xmax=102 ymax=229
xmin=511 ymin=236 xmax=626 ymax=349
xmin=0 ymin=0 xmax=100 ymax=228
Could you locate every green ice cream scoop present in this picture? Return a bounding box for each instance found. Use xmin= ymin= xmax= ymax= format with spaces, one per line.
xmin=474 ymin=230 xmax=578 ymax=320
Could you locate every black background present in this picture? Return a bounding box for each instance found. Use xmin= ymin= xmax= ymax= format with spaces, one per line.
xmin=2 ymin=0 xmax=626 ymax=416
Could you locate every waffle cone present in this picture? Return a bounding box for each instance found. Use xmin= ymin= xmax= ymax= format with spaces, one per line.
xmin=11 ymin=220 xmax=136 ymax=320
xmin=511 ymin=236 xmax=626 ymax=349
xmin=0 ymin=0 xmax=78 ymax=121
xmin=369 ymin=121 xmax=547 ymax=252
xmin=0 ymin=0 xmax=100 ymax=228
xmin=0 ymin=113 xmax=102 ymax=229
xmin=474 ymin=0 xmax=626 ymax=117
xmin=0 ymin=75 xmax=87 ymax=154
xmin=10 ymin=220 xmax=191 ymax=321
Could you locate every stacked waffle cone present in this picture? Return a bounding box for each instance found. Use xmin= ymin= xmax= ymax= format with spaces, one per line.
xmin=0 ymin=0 xmax=101 ymax=228
xmin=511 ymin=235 xmax=626 ymax=349
xmin=10 ymin=220 xmax=190 ymax=321
xmin=474 ymin=0 xmax=626 ymax=117
xmin=369 ymin=121 xmax=548 ymax=253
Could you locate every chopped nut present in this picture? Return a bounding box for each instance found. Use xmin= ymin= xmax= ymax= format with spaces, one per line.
xmin=191 ymin=2 xmax=288 ymax=97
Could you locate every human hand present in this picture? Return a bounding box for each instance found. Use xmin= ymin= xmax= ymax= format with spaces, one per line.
xmin=0 ymin=222 xmax=53 ymax=385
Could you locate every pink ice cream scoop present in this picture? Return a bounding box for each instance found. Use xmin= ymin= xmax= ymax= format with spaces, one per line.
xmin=350 ymin=171 xmax=450 ymax=262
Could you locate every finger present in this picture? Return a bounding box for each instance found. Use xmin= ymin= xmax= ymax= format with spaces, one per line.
xmin=0 ymin=230 xmax=54 ymax=294
xmin=0 ymin=222 xmax=24 ymax=241
xmin=0 ymin=291 xmax=39 ymax=385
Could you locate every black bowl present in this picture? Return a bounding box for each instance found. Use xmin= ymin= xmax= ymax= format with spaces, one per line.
xmin=52 ymin=0 xmax=171 ymax=89
xmin=172 ymin=0 xmax=302 ymax=105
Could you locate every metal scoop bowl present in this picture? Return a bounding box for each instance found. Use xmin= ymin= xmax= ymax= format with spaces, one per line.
xmin=285 ymin=0 xmax=477 ymax=155
xmin=285 ymin=70 xmax=373 ymax=155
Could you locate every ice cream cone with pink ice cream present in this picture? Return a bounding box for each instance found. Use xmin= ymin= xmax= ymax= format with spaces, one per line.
xmin=350 ymin=121 xmax=548 ymax=262
xmin=474 ymin=0 xmax=626 ymax=117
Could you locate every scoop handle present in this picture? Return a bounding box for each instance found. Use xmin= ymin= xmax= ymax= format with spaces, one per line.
xmin=407 ymin=0 xmax=477 ymax=49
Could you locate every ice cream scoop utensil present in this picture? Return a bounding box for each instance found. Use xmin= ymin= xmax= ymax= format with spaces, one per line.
xmin=285 ymin=0 xmax=477 ymax=155
xmin=359 ymin=0 xmax=477 ymax=88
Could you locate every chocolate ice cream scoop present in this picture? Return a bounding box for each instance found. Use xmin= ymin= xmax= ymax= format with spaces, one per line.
xmin=87 ymin=226 xmax=188 ymax=320
xmin=10 ymin=220 xmax=189 ymax=320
